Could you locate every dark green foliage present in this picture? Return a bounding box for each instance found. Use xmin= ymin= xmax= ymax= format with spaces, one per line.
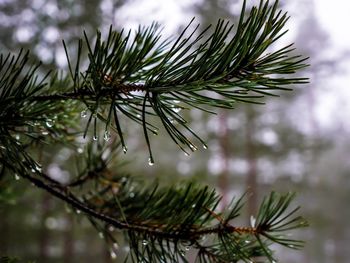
xmin=0 ymin=0 xmax=309 ymax=262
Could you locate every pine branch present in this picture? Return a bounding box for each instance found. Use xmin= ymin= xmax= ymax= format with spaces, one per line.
xmin=1 ymin=0 xmax=308 ymax=161
xmin=0 ymin=0 xmax=310 ymax=262
xmin=2 ymin=141 xmax=307 ymax=262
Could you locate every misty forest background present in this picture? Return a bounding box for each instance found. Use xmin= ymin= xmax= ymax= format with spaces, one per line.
xmin=0 ymin=0 xmax=349 ymax=262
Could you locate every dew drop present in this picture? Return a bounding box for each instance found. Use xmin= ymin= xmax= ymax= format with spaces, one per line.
xmin=108 ymin=226 xmax=115 ymax=232
xmin=136 ymin=114 xmax=141 ymax=119
xmin=93 ymin=135 xmax=98 ymax=141
xmin=46 ymin=119 xmax=54 ymax=128
xmin=191 ymin=204 xmax=196 ymax=208
xmin=36 ymin=165 xmax=42 ymax=172
xmin=99 ymin=232 xmax=104 ymax=239
xmin=152 ymin=129 xmax=158 ymax=135
xmin=104 ymin=130 xmax=111 ymax=141
xmin=189 ymin=144 xmax=197 ymax=151
xmin=77 ymin=147 xmax=83 ymax=154
xmin=110 ymin=251 xmax=117 ymax=260
xmin=113 ymin=242 xmax=119 ymax=249
xmin=172 ymin=107 xmax=181 ymax=113
xmin=148 ymin=157 xmax=154 ymax=166
xmin=76 ymin=209 xmax=81 ymax=214
xmin=14 ymin=174 xmax=20 ymax=181
xmin=185 ymin=245 xmax=190 ymax=251
xmin=173 ymin=100 xmax=180 ymax=104
xmin=15 ymin=134 xmax=20 ymax=140
xmin=81 ymin=109 xmax=87 ymax=118
xmin=122 ymin=146 xmax=128 ymax=153
xmin=129 ymin=192 xmax=135 ymax=198
xmin=41 ymin=130 xmax=49 ymax=136
xmin=179 ymin=249 xmax=186 ymax=257
xmin=203 ymin=144 xmax=208 ymax=149
xmin=142 ymin=240 xmax=148 ymax=246
xmin=250 ymin=215 xmax=256 ymax=227
xmin=184 ymin=152 xmax=190 ymax=157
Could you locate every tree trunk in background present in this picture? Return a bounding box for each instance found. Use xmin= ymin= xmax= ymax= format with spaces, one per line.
xmin=104 ymin=245 xmax=113 ymax=263
xmin=38 ymin=192 xmax=51 ymax=262
xmin=245 ymin=106 xmax=258 ymax=217
xmin=63 ymin=214 xmax=74 ymax=263
xmin=218 ymin=111 xmax=230 ymax=208
xmin=0 ymin=211 xmax=9 ymax=255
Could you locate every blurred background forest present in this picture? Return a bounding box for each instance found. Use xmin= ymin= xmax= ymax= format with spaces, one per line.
xmin=0 ymin=0 xmax=349 ymax=262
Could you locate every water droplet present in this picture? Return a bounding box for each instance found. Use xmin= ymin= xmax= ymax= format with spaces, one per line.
xmin=189 ymin=144 xmax=197 ymax=151
xmin=113 ymin=242 xmax=119 ymax=249
xmin=14 ymin=174 xmax=20 ymax=180
xmin=173 ymin=100 xmax=180 ymax=104
xmin=129 ymin=192 xmax=135 ymax=198
xmin=184 ymin=151 xmax=190 ymax=157
xmin=152 ymin=129 xmax=158 ymax=135
xmin=76 ymin=209 xmax=81 ymax=214
xmin=191 ymin=204 xmax=196 ymax=208
xmin=142 ymin=240 xmax=148 ymax=246
xmin=15 ymin=134 xmax=20 ymax=140
xmin=203 ymin=144 xmax=208 ymax=149
xmin=172 ymin=107 xmax=181 ymax=113
xmin=148 ymin=157 xmax=154 ymax=166
xmin=185 ymin=245 xmax=190 ymax=251
xmin=46 ymin=119 xmax=54 ymax=128
xmin=245 ymin=240 xmax=251 ymax=244
xmin=108 ymin=226 xmax=115 ymax=232
xmin=35 ymin=165 xmax=42 ymax=172
xmin=179 ymin=249 xmax=186 ymax=256
xmin=93 ymin=135 xmax=98 ymax=141
xmin=110 ymin=251 xmax=117 ymax=259
xmin=122 ymin=146 xmax=128 ymax=153
xmin=77 ymin=147 xmax=83 ymax=154
xmin=250 ymin=215 xmax=256 ymax=227
xmin=136 ymin=114 xmax=141 ymax=119
xmin=104 ymin=130 xmax=111 ymax=141
xmin=41 ymin=130 xmax=49 ymax=136
xmin=81 ymin=109 xmax=87 ymax=118
xmin=99 ymin=232 xmax=104 ymax=239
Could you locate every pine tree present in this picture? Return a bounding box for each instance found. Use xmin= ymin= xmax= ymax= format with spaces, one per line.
xmin=0 ymin=1 xmax=309 ymax=262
